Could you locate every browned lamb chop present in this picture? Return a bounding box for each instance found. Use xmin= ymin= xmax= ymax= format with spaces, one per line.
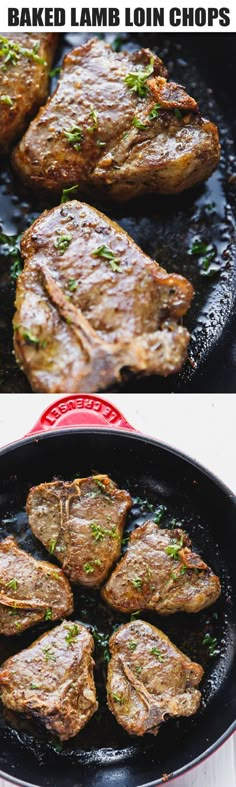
xmin=0 ymin=536 xmax=73 ymax=635
xmin=107 ymin=620 xmax=204 ymax=735
xmin=102 ymin=521 xmax=221 ymax=614
xmin=12 ymin=38 xmax=220 ymax=199
xmin=26 ymin=475 xmax=132 ymax=585
xmin=0 ymin=620 xmax=98 ymax=740
xmin=0 ymin=34 xmax=58 ymax=154
xmin=13 ymin=200 xmax=194 ymax=392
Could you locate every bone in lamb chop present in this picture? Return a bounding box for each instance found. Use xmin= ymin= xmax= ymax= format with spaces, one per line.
xmin=13 ymin=200 xmax=194 ymax=392
xmin=107 ymin=620 xmax=204 ymax=736
xmin=0 ymin=620 xmax=98 ymax=740
xmin=0 ymin=536 xmax=73 ymax=635
xmin=26 ymin=475 xmax=132 ymax=586
xmin=12 ymin=38 xmax=220 ymax=199
xmin=0 ymin=34 xmax=58 ymax=155
xmin=102 ymin=521 xmax=221 ymax=614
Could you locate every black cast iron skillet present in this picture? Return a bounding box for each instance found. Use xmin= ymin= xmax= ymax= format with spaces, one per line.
xmin=1 ymin=33 xmax=236 ymax=393
xmin=0 ymin=394 xmax=235 ymax=787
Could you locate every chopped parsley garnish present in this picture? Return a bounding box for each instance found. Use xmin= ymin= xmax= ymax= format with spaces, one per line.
xmin=132 ymin=117 xmax=147 ymax=130
xmin=43 ymin=647 xmax=56 ymax=662
xmin=153 ymin=505 xmax=167 ymax=525
xmin=135 ymin=665 xmax=142 ymax=674
xmin=131 ymin=577 xmax=143 ymax=590
xmin=90 ymin=522 xmax=118 ymax=541
xmin=130 ymin=610 xmax=141 ymax=621
xmin=165 ymin=537 xmax=183 ymax=560
xmin=7 ymin=578 xmax=18 ymax=590
xmin=92 ymin=244 xmax=121 ymax=272
xmin=61 ymin=184 xmax=79 ymax=203
xmin=151 ymin=647 xmax=164 ymax=661
xmin=15 ymin=328 xmax=47 ymax=350
xmin=83 ymin=560 xmax=102 ymax=574
xmin=0 ymin=231 xmax=22 ymax=279
xmin=65 ymin=623 xmax=80 ymax=645
xmin=96 ymin=139 xmax=106 ymax=147
xmin=49 ymin=538 xmax=57 ymax=554
xmin=124 ymin=55 xmax=155 ymax=99
xmin=188 ymin=238 xmax=219 ymax=278
xmin=0 ymin=94 xmax=14 ymax=106
xmin=88 ymin=106 xmax=98 ymax=132
xmin=44 ymin=608 xmax=52 ymax=621
xmin=54 ymin=231 xmax=72 ymax=255
xmin=30 ymin=683 xmax=40 ymax=689
xmin=149 ymin=103 xmax=161 ymax=120
xmin=68 ymin=279 xmax=77 ymax=291
xmin=0 ymin=37 xmax=47 ymax=69
xmin=202 ymin=633 xmax=219 ymax=657
xmin=171 ymin=565 xmax=187 ymax=580
xmin=128 ymin=640 xmax=137 ymax=651
xmin=49 ymin=66 xmax=61 ymax=78
xmin=111 ymin=692 xmax=124 ymax=703
xmin=91 ymin=627 xmax=110 ymax=662
xmin=64 ymin=125 xmax=83 ymax=151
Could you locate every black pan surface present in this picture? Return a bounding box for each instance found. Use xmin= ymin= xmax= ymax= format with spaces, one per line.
xmin=0 ymin=428 xmax=235 ymax=787
xmin=0 ymin=33 xmax=236 ymax=393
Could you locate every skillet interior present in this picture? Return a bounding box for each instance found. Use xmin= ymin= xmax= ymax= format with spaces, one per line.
xmin=0 ymin=33 xmax=236 ymax=393
xmin=0 ymin=428 xmax=235 ymax=787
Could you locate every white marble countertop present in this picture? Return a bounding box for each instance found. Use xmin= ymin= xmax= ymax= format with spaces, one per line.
xmin=0 ymin=393 xmax=235 ymax=787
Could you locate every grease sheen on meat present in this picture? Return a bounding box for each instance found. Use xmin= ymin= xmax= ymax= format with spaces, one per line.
xmin=0 ymin=621 xmax=98 ymax=740
xmin=12 ymin=38 xmax=220 ymax=199
xmin=13 ymin=200 xmax=193 ymax=392
xmin=102 ymin=521 xmax=221 ymax=614
xmin=0 ymin=536 xmax=73 ymax=635
xmin=107 ymin=620 xmax=204 ymax=736
xmin=0 ymin=34 xmax=58 ymax=155
xmin=26 ymin=475 xmax=132 ymax=585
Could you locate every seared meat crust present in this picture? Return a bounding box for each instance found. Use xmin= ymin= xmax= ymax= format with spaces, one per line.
xmin=26 ymin=475 xmax=132 ymax=586
xmin=0 ymin=536 xmax=73 ymax=635
xmin=0 ymin=34 xmax=58 ymax=155
xmin=12 ymin=38 xmax=220 ymax=199
xmin=13 ymin=200 xmax=193 ymax=392
xmin=107 ymin=620 xmax=203 ymax=736
xmin=0 ymin=620 xmax=98 ymax=740
xmin=102 ymin=522 xmax=221 ymax=614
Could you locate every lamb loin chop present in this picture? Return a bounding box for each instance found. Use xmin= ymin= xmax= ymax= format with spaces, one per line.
xmin=0 ymin=620 xmax=98 ymax=740
xmin=13 ymin=200 xmax=193 ymax=392
xmin=12 ymin=38 xmax=220 ymax=199
xmin=107 ymin=620 xmax=203 ymax=736
xmin=26 ymin=475 xmax=132 ymax=586
xmin=0 ymin=536 xmax=73 ymax=635
xmin=0 ymin=34 xmax=58 ymax=155
xmin=102 ymin=521 xmax=221 ymax=614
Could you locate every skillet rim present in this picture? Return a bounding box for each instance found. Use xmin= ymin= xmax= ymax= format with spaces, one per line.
xmin=0 ymin=426 xmax=235 ymax=787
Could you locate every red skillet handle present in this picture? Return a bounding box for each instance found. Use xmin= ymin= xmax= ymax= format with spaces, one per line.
xmin=28 ymin=395 xmax=135 ymax=435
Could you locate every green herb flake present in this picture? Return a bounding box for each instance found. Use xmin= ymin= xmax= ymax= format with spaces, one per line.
xmin=54 ymin=231 xmax=72 ymax=255
xmin=132 ymin=117 xmax=147 ymax=130
xmin=174 ymin=108 xmax=183 ymax=120
xmin=165 ymin=537 xmax=183 ymax=560
xmin=64 ymin=125 xmax=83 ymax=151
xmin=68 ymin=278 xmax=77 ymax=292
xmin=202 ymin=633 xmax=219 ymax=657
xmin=151 ymin=647 xmax=164 ymax=661
xmin=0 ymin=37 xmax=47 ymax=69
xmin=130 ymin=610 xmax=141 ymax=621
xmin=90 ymin=522 xmax=118 ymax=541
xmin=0 ymin=94 xmax=14 ymax=106
xmin=83 ymin=559 xmax=102 ymax=574
xmin=44 ymin=608 xmax=52 ymax=621
xmin=96 ymin=139 xmax=106 ymax=147
xmin=131 ymin=577 xmax=143 ymax=591
xmin=135 ymin=665 xmax=142 ymax=675
xmin=92 ymin=244 xmax=122 ymax=273
xmin=50 ymin=66 xmax=61 ymax=78
xmin=171 ymin=565 xmax=187 ymax=580
xmin=149 ymin=102 xmax=161 ymax=120
xmin=7 ymin=578 xmax=18 ymax=590
xmin=61 ymin=184 xmax=79 ymax=204
xmin=153 ymin=505 xmax=167 ymax=525
xmin=111 ymin=692 xmax=124 ymax=703
xmin=42 ymin=647 xmax=56 ymax=662
xmin=128 ymin=640 xmax=137 ymax=651
xmin=49 ymin=538 xmax=57 ymax=554
xmin=65 ymin=623 xmax=80 ymax=645
xmin=124 ymin=55 xmax=155 ymax=99
xmin=30 ymin=683 xmax=40 ymax=690
xmin=88 ymin=105 xmax=98 ymax=132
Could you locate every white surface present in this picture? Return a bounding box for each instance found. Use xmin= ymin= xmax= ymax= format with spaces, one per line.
xmin=0 ymin=393 xmax=235 ymax=787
